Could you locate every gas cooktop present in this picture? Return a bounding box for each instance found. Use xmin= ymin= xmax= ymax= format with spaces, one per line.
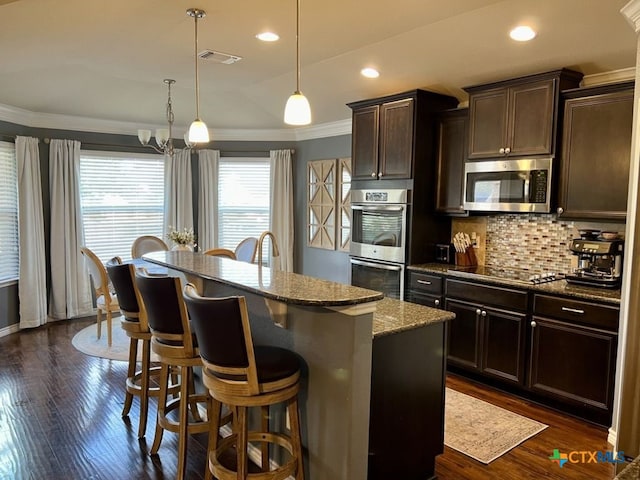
xmin=451 ymin=265 xmax=563 ymax=285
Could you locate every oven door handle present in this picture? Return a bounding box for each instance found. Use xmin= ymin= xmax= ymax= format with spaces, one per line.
xmin=351 ymin=205 xmax=404 ymax=212
xmin=350 ymin=259 xmax=403 ymax=271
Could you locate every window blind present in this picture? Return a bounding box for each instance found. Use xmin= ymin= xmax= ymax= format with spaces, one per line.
xmin=0 ymin=141 xmax=18 ymax=283
xmin=217 ymin=158 xmax=270 ymax=250
xmin=79 ymin=151 xmax=165 ymax=263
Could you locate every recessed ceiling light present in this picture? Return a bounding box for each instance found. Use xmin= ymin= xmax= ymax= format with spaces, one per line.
xmin=509 ymin=25 xmax=536 ymax=42
xmin=256 ymin=32 xmax=279 ymax=42
xmin=361 ymin=67 xmax=380 ymax=79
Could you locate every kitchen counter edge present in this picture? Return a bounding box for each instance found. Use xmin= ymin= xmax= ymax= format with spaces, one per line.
xmin=373 ymin=297 xmax=455 ymax=338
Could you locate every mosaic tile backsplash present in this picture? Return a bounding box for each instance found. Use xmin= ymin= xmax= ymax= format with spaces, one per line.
xmin=483 ymin=214 xmax=625 ymax=275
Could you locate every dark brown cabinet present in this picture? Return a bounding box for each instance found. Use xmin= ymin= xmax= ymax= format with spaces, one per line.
xmin=445 ymin=279 xmax=527 ymax=385
xmin=464 ymin=69 xmax=582 ymax=160
xmin=557 ymin=82 xmax=634 ymax=220
xmin=435 ymin=108 xmax=468 ymax=214
xmin=529 ymin=294 xmax=619 ymax=424
xmin=348 ymin=90 xmax=458 ymax=181
xmin=406 ymin=271 xmax=443 ymax=308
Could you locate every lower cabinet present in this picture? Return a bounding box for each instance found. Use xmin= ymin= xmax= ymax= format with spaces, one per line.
xmin=528 ymin=294 xmax=619 ymax=422
xmin=445 ymin=298 xmax=526 ymax=385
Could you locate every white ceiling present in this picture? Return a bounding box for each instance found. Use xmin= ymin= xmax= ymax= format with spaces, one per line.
xmin=0 ymin=0 xmax=636 ymax=135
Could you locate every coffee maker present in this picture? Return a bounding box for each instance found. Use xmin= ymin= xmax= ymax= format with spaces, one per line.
xmin=565 ymin=230 xmax=624 ymax=288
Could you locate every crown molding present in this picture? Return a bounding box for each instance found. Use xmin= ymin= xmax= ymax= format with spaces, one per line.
xmin=0 ymin=102 xmax=351 ymax=142
xmin=622 ymin=0 xmax=640 ymax=33
xmin=581 ymin=67 xmax=637 ymax=87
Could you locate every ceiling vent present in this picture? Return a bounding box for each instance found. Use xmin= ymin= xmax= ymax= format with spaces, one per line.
xmin=198 ymin=50 xmax=242 ymax=64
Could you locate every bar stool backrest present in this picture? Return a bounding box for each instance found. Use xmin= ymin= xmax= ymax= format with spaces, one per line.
xmin=183 ymin=284 xmax=259 ymax=394
xmin=135 ymin=273 xmax=195 ymax=356
xmin=107 ymin=263 xmax=145 ymax=325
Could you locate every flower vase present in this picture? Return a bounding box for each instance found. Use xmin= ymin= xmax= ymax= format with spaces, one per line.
xmin=171 ymin=244 xmax=193 ymax=252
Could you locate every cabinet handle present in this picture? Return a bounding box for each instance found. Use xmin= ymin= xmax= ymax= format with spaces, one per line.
xmin=557 ymin=207 xmax=564 ymax=215
xmin=417 ymin=280 xmax=432 ymax=285
xmin=370 ymin=172 xmax=376 ymax=178
xmin=561 ymin=307 xmax=585 ymax=315
xmin=531 ymin=320 xmax=537 ymax=328
xmin=434 ymin=299 xmax=440 ymax=306
xmin=499 ymin=147 xmax=505 ymax=154
xmin=378 ymin=172 xmax=382 ymax=178
xmin=504 ymin=147 xmax=511 ymax=154
xmin=481 ymin=310 xmax=487 ymax=317
xmin=476 ymin=309 xmax=482 ymax=316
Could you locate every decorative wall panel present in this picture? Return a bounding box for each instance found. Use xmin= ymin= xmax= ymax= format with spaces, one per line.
xmin=307 ymin=159 xmax=336 ymax=249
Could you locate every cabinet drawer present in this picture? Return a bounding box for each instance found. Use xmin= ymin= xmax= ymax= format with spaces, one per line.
xmin=533 ymin=294 xmax=619 ymax=331
xmin=446 ymin=279 xmax=528 ymax=311
xmin=406 ymin=291 xmax=443 ymax=309
xmin=409 ymin=272 xmax=442 ymax=295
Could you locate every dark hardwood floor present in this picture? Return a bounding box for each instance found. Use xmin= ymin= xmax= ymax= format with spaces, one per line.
xmin=0 ymin=317 xmax=619 ymax=479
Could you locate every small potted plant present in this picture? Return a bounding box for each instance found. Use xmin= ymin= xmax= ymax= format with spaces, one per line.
xmin=167 ymin=227 xmax=196 ymax=251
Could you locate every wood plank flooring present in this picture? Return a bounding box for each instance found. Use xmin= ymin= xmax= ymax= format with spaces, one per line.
xmin=0 ymin=317 xmax=621 ymax=479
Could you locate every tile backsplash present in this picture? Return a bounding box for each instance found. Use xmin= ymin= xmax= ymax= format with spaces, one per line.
xmin=452 ymin=214 xmax=625 ymax=274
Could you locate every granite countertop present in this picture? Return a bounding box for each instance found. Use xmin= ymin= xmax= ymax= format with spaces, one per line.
xmin=373 ymin=297 xmax=455 ymax=338
xmin=409 ymin=263 xmax=621 ymax=305
xmin=143 ymin=250 xmax=384 ymax=307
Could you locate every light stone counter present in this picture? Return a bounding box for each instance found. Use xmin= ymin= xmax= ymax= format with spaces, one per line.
xmin=373 ymin=296 xmax=455 ymax=337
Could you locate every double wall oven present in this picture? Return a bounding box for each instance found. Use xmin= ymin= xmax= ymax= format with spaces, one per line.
xmin=350 ymin=189 xmax=409 ymax=299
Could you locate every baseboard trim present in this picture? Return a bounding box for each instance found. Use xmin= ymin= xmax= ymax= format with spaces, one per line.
xmin=0 ymin=323 xmax=20 ymax=338
xmin=608 ymin=427 xmax=617 ymax=448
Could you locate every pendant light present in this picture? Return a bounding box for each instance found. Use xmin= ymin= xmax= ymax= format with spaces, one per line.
xmin=187 ymin=8 xmax=210 ymax=143
xmin=284 ymin=0 xmax=311 ymax=125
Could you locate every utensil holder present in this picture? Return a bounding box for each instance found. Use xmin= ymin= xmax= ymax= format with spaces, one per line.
xmin=455 ymin=247 xmax=478 ymax=267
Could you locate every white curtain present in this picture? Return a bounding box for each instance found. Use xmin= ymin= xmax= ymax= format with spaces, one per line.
xmin=198 ymin=149 xmax=220 ymax=251
xmin=49 ymin=139 xmax=93 ymax=319
xmin=163 ymin=149 xmax=193 ymax=239
xmin=270 ymin=149 xmax=294 ymax=272
xmin=15 ymin=136 xmax=47 ymax=328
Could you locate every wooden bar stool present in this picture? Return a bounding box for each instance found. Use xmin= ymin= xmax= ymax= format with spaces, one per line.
xmin=106 ymin=262 xmax=168 ymax=439
xmin=135 ymin=273 xmax=211 ymax=480
xmin=183 ymin=284 xmax=305 ymax=480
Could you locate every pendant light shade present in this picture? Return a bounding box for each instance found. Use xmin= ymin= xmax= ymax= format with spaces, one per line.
xmin=284 ymin=92 xmax=311 ymax=125
xmin=187 ymin=8 xmax=210 ymax=143
xmin=284 ymin=0 xmax=311 ymax=126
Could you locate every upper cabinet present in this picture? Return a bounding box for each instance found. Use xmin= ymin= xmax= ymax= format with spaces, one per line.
xmin=557 ymin=82 xmax=634 ymax=221
xmin=435 ymin=108 xmax=468 ymax=214
xmin=464 ymin=69 xmax=583 ymax=160
xmin=348 ymin=90 xmax=458 ymax=181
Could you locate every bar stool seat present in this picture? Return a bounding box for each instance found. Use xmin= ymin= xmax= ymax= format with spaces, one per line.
xmin=183 ymin=284 xmax=305 ymax=480
xmin=135 ymin=273 xmax=211 ymax=480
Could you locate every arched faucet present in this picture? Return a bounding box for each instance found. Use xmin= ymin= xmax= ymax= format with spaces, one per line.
xmin=257 ymin=231 xmax=280 ymax=268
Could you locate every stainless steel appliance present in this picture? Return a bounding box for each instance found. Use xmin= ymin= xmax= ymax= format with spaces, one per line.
xmin=463 ymin=157 xmax=553 ymax=213
xmin=565 ymin=232 xmax=624 ymax=288
xmin=350 ymin=188 xmax=409 ymax=298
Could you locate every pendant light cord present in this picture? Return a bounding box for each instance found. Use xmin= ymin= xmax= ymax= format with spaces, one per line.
xmin=295 ymin=0 xmax=301 ymax=94
xmin=194 ymin=12 xmax=201 ymax=120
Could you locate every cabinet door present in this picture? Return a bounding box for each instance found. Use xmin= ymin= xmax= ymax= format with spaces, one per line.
xmin=379 ymin=98 xmax=414 ymax=179
xmin=507 ymin=79 xmax=555 ymax=157
xmin=406 ymin=291 xmax=443 ymax=309
xmin=467 ymin=88 xmax=508 ymax=159
xmin=444 ymin=299 xmax=481 ymax=371
xmin=435 ymin=109 xmax=468 ymax=214
xmin=481 ymin=307 xmax=526 ymax=385
xmin=529 ymin=316 xmax=617 ymax=412
xmin=558 ymin=88 xmax=633 ymax=220
xmin=351 ymin=105 xmax=379 ymax=180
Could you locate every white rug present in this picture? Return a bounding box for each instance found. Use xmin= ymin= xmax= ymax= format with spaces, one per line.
xmin=444 ymin=387 xmax=548 ymax=464
xmin=72 ymin=320 xmax=158 ymax=362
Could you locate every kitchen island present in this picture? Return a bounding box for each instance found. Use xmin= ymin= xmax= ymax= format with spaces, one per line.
xmin=143 ymin=251 xmax=454 ymax=480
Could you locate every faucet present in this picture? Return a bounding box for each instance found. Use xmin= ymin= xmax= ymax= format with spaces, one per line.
xmin=257 ymin=231 xmax=280 ymax=268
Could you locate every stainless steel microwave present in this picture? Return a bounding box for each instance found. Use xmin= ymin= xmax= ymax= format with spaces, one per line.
xmin=463 ymin=157 xmax=553 ymax=213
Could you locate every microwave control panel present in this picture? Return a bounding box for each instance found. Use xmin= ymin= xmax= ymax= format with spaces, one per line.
xmin=530 ymin=170 xmax=548 ymax=203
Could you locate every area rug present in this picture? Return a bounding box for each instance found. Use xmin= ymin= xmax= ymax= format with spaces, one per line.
xmin=444 ymin=387 xmax=548 ymax=464
xmin=72 ymin=320 xmax=158 ymax=362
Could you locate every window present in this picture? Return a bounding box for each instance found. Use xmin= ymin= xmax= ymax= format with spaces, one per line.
xmin=79 ymin=151 xmax=164 ymax=262
xmin=217 ymin=157 xmax=270 ymax=250
xmin=0 ymin=141 xmax=18 ymax=283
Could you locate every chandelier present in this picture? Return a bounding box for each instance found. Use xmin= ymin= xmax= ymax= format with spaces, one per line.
xmin=284 ymin=0 xmax=311 ymax=125
xmin=137 ymin=79 xmax=194 ymax=156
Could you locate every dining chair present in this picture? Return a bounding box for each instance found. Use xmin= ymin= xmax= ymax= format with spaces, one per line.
xmin=80 ymin=247 xmax=121 ymax=347
xmin=234 ymin=237 xmax=258 ymax=263
xmin=131 ymin=235 xmax=169 ymax=259
xmin=203 ymin=247 xmax=237 ymax=260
